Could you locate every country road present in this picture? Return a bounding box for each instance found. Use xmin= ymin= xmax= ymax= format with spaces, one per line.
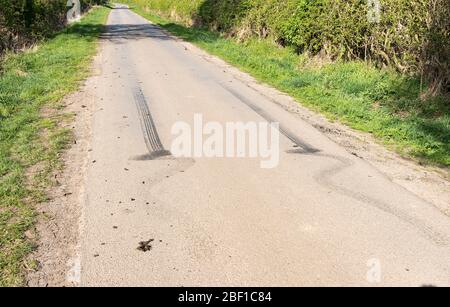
xmin=75 ymin=6 xmax=450 ymax=286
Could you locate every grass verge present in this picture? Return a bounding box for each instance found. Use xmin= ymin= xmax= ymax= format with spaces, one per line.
xmin=0 ymin=6 xmax=110 ymax=287
xmin=124 ymin=1 xmax=449 ymax=171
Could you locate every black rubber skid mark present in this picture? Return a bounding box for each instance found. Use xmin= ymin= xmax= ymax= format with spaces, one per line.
xmin=220 ymin=83 xmax=449 ymax=246
xmin=220 ymin=83 xmax=320 ymax=154
xmin=133 ymin=87 xmax=171 ymax=159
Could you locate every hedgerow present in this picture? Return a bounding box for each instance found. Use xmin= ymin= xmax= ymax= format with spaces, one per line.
xmin=130 ymin=0 xmax=449 ymax=96
xmin=0 ymin=0 xmax=107 ymax=55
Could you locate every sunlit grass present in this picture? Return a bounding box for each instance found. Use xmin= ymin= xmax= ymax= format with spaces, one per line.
xmin=0 ymin=6 xmax=110 ymax=286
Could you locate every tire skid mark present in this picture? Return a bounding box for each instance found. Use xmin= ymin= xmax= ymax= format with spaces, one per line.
xmin=310 ymin=153 xmax=449 ymax=246
xmin=101 ymin=15 xmax=171 ymax=160
xmin=133 ymin=87 xmax=171 ymax=159
xmin=221 ymin=82 xmax=449 ymax=246
xmin=219 ymin=83 xmax=320 ymax=154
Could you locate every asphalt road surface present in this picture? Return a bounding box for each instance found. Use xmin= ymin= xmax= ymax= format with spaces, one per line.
xmin=79 ymin=6 xmax=450 ymax=286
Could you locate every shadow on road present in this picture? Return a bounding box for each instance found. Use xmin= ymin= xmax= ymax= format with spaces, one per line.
xmin=100 ymin=24 xmax=172 ymax=41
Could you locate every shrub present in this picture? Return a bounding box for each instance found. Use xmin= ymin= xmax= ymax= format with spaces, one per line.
xmin=129 ymin=0 xmax=449 ymax=96
xmin=0 ymin=0 xmax=107 ymax=55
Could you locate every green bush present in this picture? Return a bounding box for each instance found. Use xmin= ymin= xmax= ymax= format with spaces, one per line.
xmin=0 ymin=0 xmax=107 ymax=55
xmin=130 ymin=0 xmax=449 ymax=96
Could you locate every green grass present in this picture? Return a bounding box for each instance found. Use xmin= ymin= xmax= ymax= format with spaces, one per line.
xmin=124 ymin=1 xmax=449 ymax=171
xmin=0 ymin=6 xmax=110 ymax=287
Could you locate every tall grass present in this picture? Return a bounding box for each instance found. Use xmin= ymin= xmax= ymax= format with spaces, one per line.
xmin=0 ymin=6 xmax=110 ymax=287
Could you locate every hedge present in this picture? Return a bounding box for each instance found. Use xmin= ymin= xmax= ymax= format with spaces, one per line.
xmin=130 ymin=0 xmax=449 ymax=95
xmin=0 ymin=0 xmax=107 ymax=55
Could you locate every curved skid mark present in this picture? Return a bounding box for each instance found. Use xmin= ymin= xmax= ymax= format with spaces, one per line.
xmin=219 ymin=82 xmax=449 ymax=246
xmin=310 ymin=153 xmax=450 ymax=246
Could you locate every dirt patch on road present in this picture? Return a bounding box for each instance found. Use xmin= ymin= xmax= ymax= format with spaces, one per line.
xmin=26 ymin=50 xmax=103 ymax=287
